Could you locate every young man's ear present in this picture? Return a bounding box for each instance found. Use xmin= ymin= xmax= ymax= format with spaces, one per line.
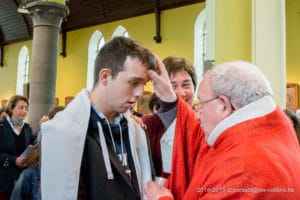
xmin=98 ymin=68 xmax=111 ymax=85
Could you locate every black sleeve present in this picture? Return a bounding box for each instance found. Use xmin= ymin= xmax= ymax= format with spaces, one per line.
xmin=157 ymin=99 xmax=178 ymax=128
xmin=0 ymin=120 xmax=17 ymax=167
xmin=77 ymin=148 xmax=88 ymax=200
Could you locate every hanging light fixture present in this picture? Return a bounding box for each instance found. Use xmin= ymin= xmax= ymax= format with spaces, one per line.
xmin=17 ymin=0 xmax=29 ymax=14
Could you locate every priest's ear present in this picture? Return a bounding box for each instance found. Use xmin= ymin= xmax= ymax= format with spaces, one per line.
xmin=218 ymin=95 xmax=235 ymax=117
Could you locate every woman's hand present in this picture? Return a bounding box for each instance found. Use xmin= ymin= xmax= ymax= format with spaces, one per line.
xmin=15 ymin=156 xmax=28 ymax=168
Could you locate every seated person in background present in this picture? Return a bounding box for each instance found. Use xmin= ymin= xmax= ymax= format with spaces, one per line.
xmin=145 ymin=60 xmax=300 ymax=199
xmin=0 ymin=95 xmax=34 ymax=200
xmin=0 ymin=107 xmax=7 ymax=119
xmin=283 ymin=108 xmax=300 ymax=145
xmin=142 ymin=56 xmax=202 ymax=198
xmin=133 ymin=93 xmax=160 ymax=130
xmin=10 ymin=105 xmax=65 ymax=200
xmin=147 ymin=93 xmax=160 ymax=114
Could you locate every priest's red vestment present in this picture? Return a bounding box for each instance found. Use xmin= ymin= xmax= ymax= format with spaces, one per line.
xmin=172 ymin=97 xmax=300 ymax=199
xmin=168 ymin=98 xmax=204 ymax=200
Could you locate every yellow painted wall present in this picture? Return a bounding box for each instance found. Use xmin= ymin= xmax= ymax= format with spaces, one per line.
xmin=286 ymin=0 xmax=300 ymax=107
xmin=55 ymin=3 xmax=204 ymax=104
xmin=0 ymin=3 xmax=204 ymax=106
xmin=0 ymin=41 xmax=32 ymax=100
xmin=0 ymin=1 xmax=299 ymax=109
xmin=215 ymin=0 xmax=252 ymax=63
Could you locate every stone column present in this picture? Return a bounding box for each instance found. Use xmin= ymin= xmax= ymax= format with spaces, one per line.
xmin=252 ymin=0 xmax=286 ymax=108
xmin=26 ymin=1 xmax=68 ymax=133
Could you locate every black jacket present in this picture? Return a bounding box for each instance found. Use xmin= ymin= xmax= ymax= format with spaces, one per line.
xmin=0 ymin=118 xmax=34 ymax=193
xmin=78 ymin=108 xmax=152 ymax=200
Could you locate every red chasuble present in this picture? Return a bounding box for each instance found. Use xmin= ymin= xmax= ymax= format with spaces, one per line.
xmin=168 ymin=98 xmax=204 ymax=200
xmin=178 ymin=105 xmax=300 ymax=199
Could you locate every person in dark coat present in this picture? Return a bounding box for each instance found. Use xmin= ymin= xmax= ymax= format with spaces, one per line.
xmin=0 ymin=95 xmax=34 ymax=199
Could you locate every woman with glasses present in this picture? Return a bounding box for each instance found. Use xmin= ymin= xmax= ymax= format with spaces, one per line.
xmin=0 ymin=95 xmax=34 ymax=200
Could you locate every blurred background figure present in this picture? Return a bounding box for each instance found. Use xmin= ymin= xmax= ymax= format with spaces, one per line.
xmin=192 ymin=99 xmax=201 ymax=118
xmin=283 ymin=108 xmax=300 ymax=145
xmin=296 ymin=109 xmax=300 ymax=119
xmin=132 ymin=92 xmax=161 ymax=130
xmin=147 ymin=93 xmax=160 ymax=114
xmin=0 ymin=108 xmax=7 ymax=120
xmin=0 ymin=95 xmax=34 ymax=200
xmin=10 ymin=105 xmax=65 ymax=200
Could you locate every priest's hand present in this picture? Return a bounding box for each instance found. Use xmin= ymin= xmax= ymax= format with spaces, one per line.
xmin=144 ymin=181 xmax=174 ymax=200
xmin=148 ymin=56 xmax=177 ymax=103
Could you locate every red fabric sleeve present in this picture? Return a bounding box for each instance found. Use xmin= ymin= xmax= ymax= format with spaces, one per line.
xmin=168 ymin=97 xmax=204 ymax=200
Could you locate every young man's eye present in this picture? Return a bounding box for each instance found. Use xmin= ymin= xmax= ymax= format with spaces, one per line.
xmin=129 ymin=81 xmax=139 ymax=86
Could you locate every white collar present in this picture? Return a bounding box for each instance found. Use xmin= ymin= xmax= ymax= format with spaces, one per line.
xmin=207 ymin=95 xmax=276 ymax=147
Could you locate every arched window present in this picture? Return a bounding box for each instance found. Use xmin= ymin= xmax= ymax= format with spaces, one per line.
xmin=87 ymin=30 xmax=105 ymax=90
xmin=16 ymin=46 xmax=30 ymax=95
xmin=112 ymin=25 xmax=129 ymax=38
xmin=194 ymin=9 xmax=206 ymax=95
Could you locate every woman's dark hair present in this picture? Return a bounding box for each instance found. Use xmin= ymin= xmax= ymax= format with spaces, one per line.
xmin=163 ymin=56 xmax=197 ymax=90
xmin=48 ymin=106 xmax=65 ymax=119
xmin=148 ymin=93 xmax=160 ymax=113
